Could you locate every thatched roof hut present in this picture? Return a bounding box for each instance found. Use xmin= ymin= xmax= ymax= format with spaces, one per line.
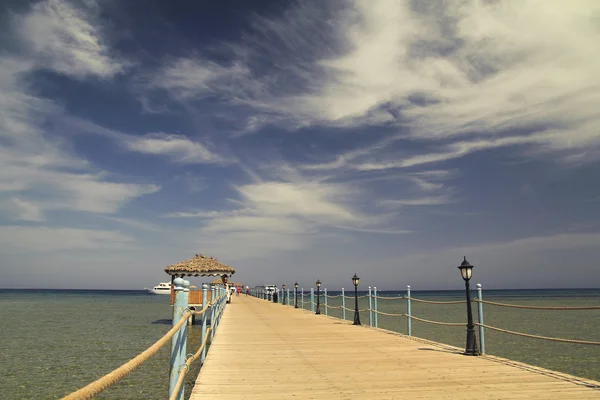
xmin=164 ymin=253 xmax=235 ymax=278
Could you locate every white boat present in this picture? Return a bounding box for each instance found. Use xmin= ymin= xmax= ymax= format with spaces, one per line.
xmin=147 ymin=282 xmax=172 ymax=295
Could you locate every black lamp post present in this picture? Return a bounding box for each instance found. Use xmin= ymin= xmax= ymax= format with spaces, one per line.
xmin=315 ymin=279 xmax=321 ymax=315
xmin=458 ymin=256 xmax=479 ymax=356
xmin=352 ymin=273 xmax=361 ymax=325
xmin=294 ymin=282 xmax=299 ymax=308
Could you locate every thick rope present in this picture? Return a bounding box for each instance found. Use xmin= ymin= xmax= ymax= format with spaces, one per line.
xmin=342 ymin=306 xmax=369 ymax=312
xmin=325 ymin=304 xmax=341 ymax=309
xmin=410 ymin=297 xmax=465 ymax=304
xmin=373 ymin=310 xmax=407 ymax=317
xmin=191 ymin=306 xmax=210 ymax=316
xmin=409 ymin=315 xmax=465 ymax=326
xmin=477 ymin=323 xmax=600 ymax=345
xmin=474 ymin=299 xmax=600 ymax=310
xmin=61 ymin=310 xmax=191 ymax=400
xmin=168 ymin=326 xmax=213 ymax=400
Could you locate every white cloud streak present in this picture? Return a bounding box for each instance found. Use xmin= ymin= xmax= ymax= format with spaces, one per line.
xmin=16 ymin=0 xmax=126 ymax=79
xmin=124 ymin=133 xmax=228 ymax=164
xmin=0 ymin=226 xmax=137 ymax=253
xmin=149 ymin=0 xmax=600 ymax=169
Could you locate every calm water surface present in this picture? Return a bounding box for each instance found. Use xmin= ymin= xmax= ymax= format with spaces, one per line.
xmin=1 ymin=288 xmax=598 ymax=399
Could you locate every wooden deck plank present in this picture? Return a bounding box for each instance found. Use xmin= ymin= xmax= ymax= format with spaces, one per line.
xmin=190 ymin=296 xmax=600 ymax=399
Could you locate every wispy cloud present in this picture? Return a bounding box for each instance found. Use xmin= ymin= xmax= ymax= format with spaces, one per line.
xmin=147 ymin=0 xmax=600 ymax=168
xmin=16 ymin=0 xmax=126 ymax=79
xmin=379 ymin=194 xmax=456 ymax=207
xmin=0 ymin=226 xmax=137 ymax=253
xmin=0 ymin=2 xmax=157 ymax=223
xmin=124 ymin=133 xmax=229 ymax=164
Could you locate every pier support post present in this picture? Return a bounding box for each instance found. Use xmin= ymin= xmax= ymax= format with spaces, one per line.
xmin=477 ymin=283 xmax=485 ymax=354
xmin=169 ymin=277 xmax=186 ymax=400
xmin=324 ymin=288 xmax=328 ymax=316
xmin=368 ymin=286 xmax=373 ymax=327
xmin=310 ymin=288 xmax=314 ymax=313
xmin=201 ymin=284 xmax=208 ymax=363
xmin=341 ymin=288 xmax=346 ymax=320
xmin=374 ymin=287 xmax=378 ymax=328
xmin=407 ymin=285 xmax=412 ymax=336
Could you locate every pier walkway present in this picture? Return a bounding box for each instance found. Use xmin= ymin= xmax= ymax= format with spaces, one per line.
xmin=191 ymin=295 xmax=599 ymax=399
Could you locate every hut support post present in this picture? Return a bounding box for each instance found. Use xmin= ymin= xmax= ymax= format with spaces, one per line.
xmin=341 ymin=288 xmax=346 ymax=320
xmin=169 ymin=278 xmax=187 ymax=400
xmin=201 ymin=284 xmax=208 ymax=363
xmin=407 ymin=286 xmax=412 ymax=336
xmin=324 ymin=288 xmax=328 ymax=316
xmin=368 ymin=286 xmax=373 ymax=327
xmin=374 ymin=287 xmax=378 ymax=328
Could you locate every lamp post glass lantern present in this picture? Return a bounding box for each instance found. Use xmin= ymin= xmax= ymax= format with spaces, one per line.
xmin=294 ymin=282 xmax=299 ymax=308
xmin=458 ymin=256 xmax=479 ymax=356
xmin=315 ymin=279 xmax=321 ymax=314
xmin=352 ymin=273 xmax=361 ymax=325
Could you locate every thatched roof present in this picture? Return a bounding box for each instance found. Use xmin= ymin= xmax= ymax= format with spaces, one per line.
xmin=165 ymin=253 xmax=235 ymax=277
xmin=210 ymin=277 xmax=244 ymax=286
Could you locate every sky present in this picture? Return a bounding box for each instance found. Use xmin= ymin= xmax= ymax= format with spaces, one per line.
xmin=1 ymin=0 xmax=599 ymax=291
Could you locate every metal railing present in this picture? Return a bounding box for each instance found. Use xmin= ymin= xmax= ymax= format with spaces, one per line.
xmin=61 ymin=279 xmax=228 ymax=400
xmin=250 ymin=283 xmax=600 ymax=356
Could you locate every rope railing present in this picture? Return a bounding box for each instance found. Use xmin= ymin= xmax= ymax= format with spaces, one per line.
xmin=476 ymin=323 xmax=600 ymax=345
xmin=61 ymin=310 xmax=191 ymax=400
xmin=372 ymin=310 xmax=407 ymax=317
xmin=474 ymin=299 xmax=600 ymax=310
xmin=409 ymin=315 xmax=465 ymax=326
xmin=191 ymin=305 xmax=210 ymax=316
xmin=410 ymin=297 xmax=465 ymax=304
xmin=168 ymin=326 xmax=213 ymax=400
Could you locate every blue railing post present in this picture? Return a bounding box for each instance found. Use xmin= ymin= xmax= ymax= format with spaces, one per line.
xmin=287 ymin=288 xmax=290 ymax=306
xmin=169 ymin=277 xmax=185 ymax=399
xmin=301 ymin=288 xmax=304 ymax=309
xmin=201 ymin=284 xmax=208 ymax=363
xmin=407 ymin=285 xmax=412 ymax=336
xmin=477 ymin=283 xmax=485 ymax=354
xmin=368 ymin=286 xmax=373 ymax=327
xmin=324 ymin=288 xmax=328 ymax=316
xmin=341 ymin=288 xmax=346 ymax=320
xmin=210 ymin=287 xmax=216 ymax=342
xmin=177 ymin=280 xmax=190 ymax=400
xmin=310 ymin=288 xmax=314 ymax=312
xmin=374 ymin=286 xmax=378 ymax=328
xmin=293 ymin=288 xmax=296 ymax=307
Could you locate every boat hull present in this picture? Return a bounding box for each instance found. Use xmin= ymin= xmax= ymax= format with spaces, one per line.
xmin=148 ymin=288 xmax=171 ymax=295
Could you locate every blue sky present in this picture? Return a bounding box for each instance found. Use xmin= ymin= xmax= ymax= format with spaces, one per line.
xmin=1 ymin=0 xmax=599 ymax=290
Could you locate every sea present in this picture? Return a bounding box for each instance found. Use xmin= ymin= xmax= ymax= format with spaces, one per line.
xmin=0 ymin=288 xmax=598 ymax=399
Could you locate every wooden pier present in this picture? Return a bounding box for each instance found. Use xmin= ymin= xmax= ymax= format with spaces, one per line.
xmin=191 ymin=295 xmax=600 ymax=399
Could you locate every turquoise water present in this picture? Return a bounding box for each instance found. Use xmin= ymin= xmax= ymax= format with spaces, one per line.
xmin=0 ymin=289 xmax=598 ymax=399
xmin=0 ymin=290 xmax=202 ymax=400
